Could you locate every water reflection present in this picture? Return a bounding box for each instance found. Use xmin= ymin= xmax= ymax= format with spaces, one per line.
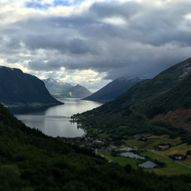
xmin=16 ymin=98 xmax=101 ymax=138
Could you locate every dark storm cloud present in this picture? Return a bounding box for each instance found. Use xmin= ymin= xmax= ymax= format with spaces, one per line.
xmin=1 ymin=0 xmax=191 ymax=79
xmin=24 ymin=34 xmax=97 ymax=54
xmin=89 ymin=1 xmax=140 ymax=18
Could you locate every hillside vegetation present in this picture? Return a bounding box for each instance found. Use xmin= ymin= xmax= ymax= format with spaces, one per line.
xmin=1 ymin=105 xmax=191 ymax=190
xmin=76 ymin=58 xmax=191 ymax=140
xmin=85 ymin=77 xmax=140 ymax=102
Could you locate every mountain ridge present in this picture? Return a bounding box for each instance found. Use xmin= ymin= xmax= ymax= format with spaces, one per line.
xmin=0 ymin=66 xmax=60 ymax=107
xmin=85 ymin=77 xmax=140 ymax=102
xmin=44 ymin=78 xmax=91 ymax=98
xmin=76 ymin=58 xmax=191 ymax=140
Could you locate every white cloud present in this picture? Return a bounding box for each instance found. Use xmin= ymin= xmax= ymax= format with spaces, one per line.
xmin=0 ymin=0 xmax=191 ymax=89
xmin=102 ymin=16 xmax=127 ymax=26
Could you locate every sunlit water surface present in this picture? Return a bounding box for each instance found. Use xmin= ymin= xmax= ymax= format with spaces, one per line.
xmin=16 ymin=98 xmax=101 ymax=138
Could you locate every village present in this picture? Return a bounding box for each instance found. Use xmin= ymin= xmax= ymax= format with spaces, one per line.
xmin=61 ymin=133 xmax=191 ymax=175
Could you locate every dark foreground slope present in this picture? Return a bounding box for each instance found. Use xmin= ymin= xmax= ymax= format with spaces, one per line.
xmin=76 ymin=58 xmax=191 ymax=139
xmin=85 ymin=77 xmax=140 ymax=102
xmin=0 ymin=105 xmax=190 ymax=190
xmin=0 ymin=67 xmax=60 ymax=106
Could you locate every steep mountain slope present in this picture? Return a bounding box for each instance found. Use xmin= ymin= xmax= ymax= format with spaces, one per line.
xmin=76 ymin=58 xmax=191 ymax=139
xmin=109 ymin=58 xmax=191 ymax=113
xmin=147 ymin=73 xmax=191 ymax=129
xmin=44 ymin=78 xmax=91 ymax=98
xmin=0 ymin=67 xmax=60 ymax=106
xmin=44 ymin=78 xmax=73 ymax=97
xmin=85 ymin=77 xmax=140 ymax=102
xmin=1 ymin=105 xmax=189 ymax=190
xmin=67 ymin=84 xmax=91 ymax=98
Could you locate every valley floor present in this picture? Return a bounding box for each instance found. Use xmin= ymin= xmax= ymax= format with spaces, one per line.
xmin=65 ymin=134 xmax=191 ymax=176
xmin=102 ymin=135 xmax=191 ymax=175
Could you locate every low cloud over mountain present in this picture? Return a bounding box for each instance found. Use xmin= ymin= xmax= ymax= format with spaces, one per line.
xmin=1 ymin=0 xmax=191 ymax=89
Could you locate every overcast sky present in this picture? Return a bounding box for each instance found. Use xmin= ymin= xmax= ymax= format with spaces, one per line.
xmin=0 ymin=0 xmax=191 ymax=91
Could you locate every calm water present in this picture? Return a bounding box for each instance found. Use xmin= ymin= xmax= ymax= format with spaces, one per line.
xmin=120 ymin=152 xmax=145 ymax=160
xmin=16 ymin=98 xmax=101 ymax=138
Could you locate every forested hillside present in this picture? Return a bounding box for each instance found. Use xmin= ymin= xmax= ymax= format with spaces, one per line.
xmin=0 ymin=104 xmax=190 ymax=190
xmin=76 ymin=58 xmax=191 ymax=140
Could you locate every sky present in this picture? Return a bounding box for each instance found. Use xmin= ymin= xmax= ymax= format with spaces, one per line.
xmin=0 ymin=0 xmax=191 ymax=91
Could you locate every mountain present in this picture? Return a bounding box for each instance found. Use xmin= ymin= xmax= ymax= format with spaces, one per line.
xmin=0 ymin=105 xmax=190 ymax=190
xmin=0 ymin=66 xmax=60 ymax=107
xmin=67 ymin=84 xmax=91 ymax=98
xmin=44 ymin=78 xmax=91 ymax=98
xmin=44 ymin=78 xmax=73 ymax=97
xmin=147 ymin=69 xmax=191 ymax=129
xmin=76 ymin=58 xmax=191 ymax=140
xmin=85 ymin=77 xmax=140 ymax=102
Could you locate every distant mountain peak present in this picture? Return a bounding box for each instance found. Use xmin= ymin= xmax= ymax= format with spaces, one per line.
xmin=68 ymin=84 xmax=91 ymax=98
xmin=44 ymin=79 xmax=91 ymax=98
xmin=46 ymin=77 xmax=57 ymax=82
xmin=80 ymin=58 xmax=191 ymax=139
xmin=85 ymin=77 xmax=140 ymax=102
xmin=74 ymin=84 xmax=84 ymax=88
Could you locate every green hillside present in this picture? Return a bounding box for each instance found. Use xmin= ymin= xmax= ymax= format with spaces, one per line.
xmin=1 ymin=105 xmax=191 ymax=190
xmin=75 ymin=58 xmax=191 ymax=140
xmin=85 ymin=77 xmax=140 ymax=102
xmin=147 ymin=72 xmax=191 ymax=116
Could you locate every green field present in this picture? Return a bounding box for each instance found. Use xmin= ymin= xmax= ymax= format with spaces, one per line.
xmin=125 ymin=135 xmax=182 ymax=150
xmin=98 ymin=149 xmax=191 ymax=176
xmin=142 ymin=150 xmax=191 ymax=175
xmin=161 ymin=144 xmax=191 ymax=166
xmin=125 ymin=136 xmax=191 ymax=175
xmin=97 ymin=134 xmax=191 ymax=176
xmin=97 ymin=150 xmax=139 ymax=168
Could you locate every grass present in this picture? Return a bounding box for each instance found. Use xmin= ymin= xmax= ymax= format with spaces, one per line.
xmin=97 ymin=149 xmax=191 ymax=175
xmin=161 ymin=144 xmax=191 ymax=166
xmin=96 ymin=135 xmax=191 ymax=176
xmin=162 ymin=144 xmax=191 ymax=155
xmin=126 ymin=135 xmax=191 ymax=175
xmin=142 ymin=150 xmax=191 ymax=175
xmin=97 ymin=150 xmax=139 ymax=168
xmin=125 ymin=135 xmax=182 ymax=150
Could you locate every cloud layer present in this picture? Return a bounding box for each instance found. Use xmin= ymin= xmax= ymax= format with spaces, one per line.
xmin=0 ymin=0 xmax=191 ymax=90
